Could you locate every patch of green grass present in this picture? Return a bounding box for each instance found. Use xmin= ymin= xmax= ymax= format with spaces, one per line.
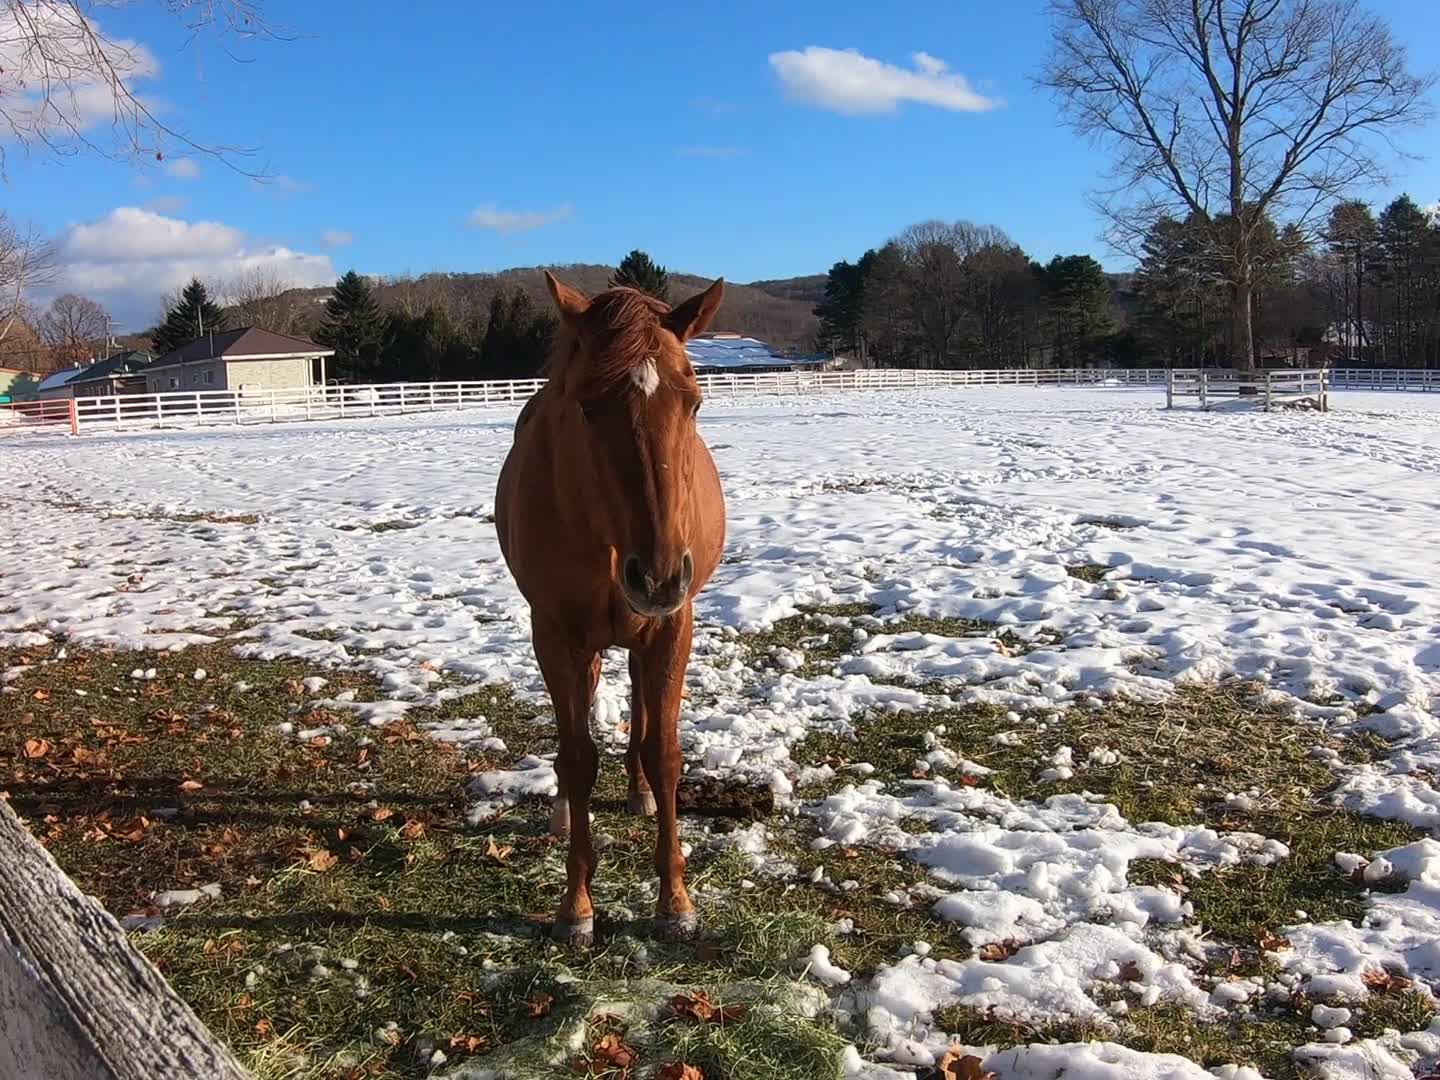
xmin=1066 ymin=563 xmax=1110 ymax=583
xmin=1179 ymin=810 xmax=1424 ymax=942
xmin=0 ymin=642 xmax=857 ymax=1079
xmin=658 ymin=983 xmax=848 ymax=1080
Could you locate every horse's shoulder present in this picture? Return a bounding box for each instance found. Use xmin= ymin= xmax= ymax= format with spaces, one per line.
xmin=514 ymin=387 xmax=546 ymax=437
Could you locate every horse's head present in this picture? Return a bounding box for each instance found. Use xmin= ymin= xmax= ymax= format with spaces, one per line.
xmin=543 ymin=271 xmax=724 ymax=618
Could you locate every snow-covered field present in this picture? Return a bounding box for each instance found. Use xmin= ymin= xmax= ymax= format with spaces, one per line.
xmin=5 ymin=386 xmax=1440 ymax=1077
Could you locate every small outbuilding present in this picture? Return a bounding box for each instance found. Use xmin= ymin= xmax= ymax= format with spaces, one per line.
xmin=145 ymin=328 xmax=334 ymax=394
xmin=67 ymin=351 xmax=155 ymax=398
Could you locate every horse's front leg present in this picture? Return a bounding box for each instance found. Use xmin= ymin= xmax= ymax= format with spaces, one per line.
xmin=635 ymin=604 xmax=695 ymax=937
xmin=625 ymin=650 xmax=656 ymax=817
xmin=533 ymin=618 xmax=600 ymax=946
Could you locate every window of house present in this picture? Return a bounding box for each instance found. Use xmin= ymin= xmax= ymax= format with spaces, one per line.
xmin=168 ymin=377 xmax=179 ymax=390
xmin=204 ymin=370 xmax=214 ymax=385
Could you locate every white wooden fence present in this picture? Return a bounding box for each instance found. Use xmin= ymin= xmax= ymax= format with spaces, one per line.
xmin=2 ymin=365 xmax=1437 ymax=435
xmin=1167 ymin=367 xmax=1330 ymax=412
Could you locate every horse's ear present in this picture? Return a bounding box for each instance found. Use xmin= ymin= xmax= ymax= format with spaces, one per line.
xmin=543 ymin=270 xmax=589 ymax=325
xmin=663 ymin=278 xmax=725 ymax=341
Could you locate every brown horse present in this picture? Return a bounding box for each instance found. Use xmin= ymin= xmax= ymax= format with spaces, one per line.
xmin=494 ymin=272 xmax=727 ymax=945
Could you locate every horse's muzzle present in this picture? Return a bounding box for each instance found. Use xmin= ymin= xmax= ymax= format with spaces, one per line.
xmin=621 ymin=551 xmax=694 ymax=617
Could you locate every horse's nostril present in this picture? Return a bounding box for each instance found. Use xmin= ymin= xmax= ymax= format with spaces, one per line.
xmin=623 ymin=555 xmax=647 ymax=594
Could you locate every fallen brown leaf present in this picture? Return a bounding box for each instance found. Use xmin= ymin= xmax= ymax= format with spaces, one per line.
xmin=484 ymin=837 xmax=513 ymax=863
xmin=656 ymin=1065 xmax=704 ymax=1080
xmin=447 ymin=1033 xmax=487 ymax=1054
xmin=592 ymin=1032 xmax=636 ymax=1070
xmin=667 ymin=990 xmax=746 ymax=1025
xmin=22 ymin=738 xmax=52 ymax=759
xmin=399 ymin=819 xmax=426 ymax=841
xmin=937 ymin=1049 xmax=997 ymax=1080
xmin=977 ymin=940 xmax=1022 ymax=963
xmin=1256 ymin=929 xmax=1292 ymax=952
xmin=370 ymin=807 xmax=395 ymax=822
xmin=306 ymin=849 xmax=338 ymax=873
xmin=254 ymin=1018 xmax=274 ymax=1039
xmin=179 ymin=779 xmax=204 ymax=793
xmin=1118 ymin=960 xmax=1143 ymax=983
xmin=31 ymin=689 xmax=50 ymax=702
xmin=1362 ymin=967 xmax=1413 ymax=993
xmin=526 ymin=992 xmax=554 ymax=1018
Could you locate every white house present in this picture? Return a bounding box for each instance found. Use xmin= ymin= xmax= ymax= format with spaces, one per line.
xmin=146 ymin=328 xmax=334 ymax=394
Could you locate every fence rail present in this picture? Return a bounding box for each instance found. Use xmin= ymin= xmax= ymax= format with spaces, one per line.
xmin=1167 ymin=367 xmax=1330 ymax=412
xmin=4 ymin=365 xmax=1437 ymax=435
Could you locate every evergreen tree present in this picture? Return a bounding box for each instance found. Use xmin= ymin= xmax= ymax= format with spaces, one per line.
xmin=314 ymin=271 xmax=386 ymax=382
xmin=1326 ymin=200 xmax=1378 ymax=358
xmin=151 ymin=278 xmax=226 ymax=356
xmin=1377 ymin=195 xmax=1433 ymax=365
xmin=814 ymin=252 xmax=874 ymax=359
xmin=610 ymin=250 xmax=671 ymax=302
xmin=478 ymin=288 xmax=556 ymax=379
xmin=1044 ymin=255 xmax=1113 ymax=364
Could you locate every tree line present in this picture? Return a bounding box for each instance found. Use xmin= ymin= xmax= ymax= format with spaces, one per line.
xmin=814 ymin=222 xmax=1115 ymax=368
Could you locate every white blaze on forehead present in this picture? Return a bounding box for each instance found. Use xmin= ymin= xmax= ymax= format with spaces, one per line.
xmin=632 ymin=356 xmax=660 ymax=396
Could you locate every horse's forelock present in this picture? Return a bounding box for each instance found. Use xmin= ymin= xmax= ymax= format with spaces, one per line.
xmin=551 ymin=289 xmax=685 ymax=399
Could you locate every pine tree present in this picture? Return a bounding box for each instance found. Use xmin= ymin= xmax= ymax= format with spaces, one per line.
xmin=1044 ymin=255 xmax=1113 ymax=365
xmin=478 ymin=288 xmax=556 ymax=379
xmin=610 ymin=250 xmax=671 ymax=302
xmin=151 ymin=278 xmax=227 ymax=356
xmin=314 ymin=271 xmax=386 ymax=382
xmin=814 ymin=253 xmax=874 ymax=359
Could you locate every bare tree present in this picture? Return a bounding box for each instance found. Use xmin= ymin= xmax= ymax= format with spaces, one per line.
xmin=0 ymin=211 xmax=54 ymax=347
xmin=0 ymin=1 xmax=279 ymax=171
xmin=38 ymin=292 xmax=108 ymax=365
xmin=223 ymin=266 xmax=303 ymax=333
xmin=1038 ymin=0 xmax=1434 ymax=368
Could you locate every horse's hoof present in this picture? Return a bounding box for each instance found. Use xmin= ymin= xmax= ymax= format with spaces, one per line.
xmin=626 ymin=790 xmax=657 ymax=817
xmin=655 ymin=911 xmax=699 ymax=940
xmin=552 ymin=915 xmax=594 ymax=948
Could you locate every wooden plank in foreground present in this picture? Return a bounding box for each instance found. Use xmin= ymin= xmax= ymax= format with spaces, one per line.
xmin=0 ymin=798 xmax=249 ymax=1080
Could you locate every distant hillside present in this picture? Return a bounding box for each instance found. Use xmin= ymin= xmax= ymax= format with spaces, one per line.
xmin=747 ymin=275 xmax=828 ymax=306
xmin=265 ymin=264 xmax=821 ymax=351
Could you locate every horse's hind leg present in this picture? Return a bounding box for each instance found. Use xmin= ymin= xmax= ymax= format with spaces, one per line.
xmin=533 ymin=618 xmax=600 ymax=946
xmin=625 ymin=651 xmax=655 ymax=817
xmin=634 ymin=605 xmax=696 ymax=938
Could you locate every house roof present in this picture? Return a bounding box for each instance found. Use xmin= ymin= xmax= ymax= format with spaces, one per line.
xmin=69 ymin=351 xmax=155 ymax=385
xmin=149 ymin=327 xmax=334 ymax=370
xmin=685 ymin=335 xmax=826 ymax=371
xmin=36 ymin=367 xmax=85 ymax=392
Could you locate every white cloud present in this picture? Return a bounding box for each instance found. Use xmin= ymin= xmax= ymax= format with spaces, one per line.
xmin=0 ymin=4 xmax=160 ymax=144
xmin=54 ymin=206 xmax=335 ymax=327
xmin=768 ymin=47 xmax=1002 ymax=116
xmin=677 ymin=146 xmax=749 ymax=159
xmin=165 ymin=157 xmax=200 ymax=179
xmin=321 ymin=229 xmax=353 ymax=248
xmin=466 ymin=203 xmax=573 ymax=234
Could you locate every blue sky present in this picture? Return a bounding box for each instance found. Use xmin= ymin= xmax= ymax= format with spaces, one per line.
xmin=11 ymin=0 xmax=1440 ymax=330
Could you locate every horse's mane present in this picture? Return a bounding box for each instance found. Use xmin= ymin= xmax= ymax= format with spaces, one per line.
xmin=547 ymin=288 xmax=678 ymax=397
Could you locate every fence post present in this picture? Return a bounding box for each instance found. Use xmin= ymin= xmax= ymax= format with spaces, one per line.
xmin=1166 ymin=369 xmax=1174 ymax=409
xmin=113 ymin=396 xmax=121 ymax=430
xmin=1199 ymin=372 xmax=1208 ymax=411
xmin=68 ymin=397 xmax=79 ymax=436
xmin=1264 ymin=372 xmax=1272 ymax=412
